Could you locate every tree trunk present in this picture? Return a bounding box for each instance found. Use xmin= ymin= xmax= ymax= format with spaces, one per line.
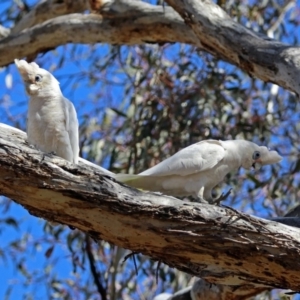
xmin=0 ymin=123 xmax=300 ymax=299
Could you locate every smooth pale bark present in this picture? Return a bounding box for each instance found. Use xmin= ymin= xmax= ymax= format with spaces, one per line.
xmin=11 ymin=0 xmax=88 ymax=34
xmin=0 ymin=3 xmax=198 ymax=67
xmin=165 ymin=0 xmax=300 ymax=96
xmin=0 ymin=123 xmax=300 ymax=297
xmin=1 ymin=0 xmax=300 ymax=95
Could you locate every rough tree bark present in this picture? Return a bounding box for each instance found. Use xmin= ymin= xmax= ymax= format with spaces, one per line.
xmin=0 ymin=123 xmax=300 ymax=300
xmin=1 ymin=0 xmax=300 ymax=96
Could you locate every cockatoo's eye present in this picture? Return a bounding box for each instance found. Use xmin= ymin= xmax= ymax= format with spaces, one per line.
xmin=35 ymin=75 xmax=43 ymax=82
xmin=252 ymin=151 xmax=261 ymax=160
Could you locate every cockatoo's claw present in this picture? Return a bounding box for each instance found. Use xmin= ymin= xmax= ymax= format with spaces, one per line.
xmin=211 ymin=188 xmax=232 ymax=206
xmin=27 ymin=143 xmax=36 ymax=149
xmin=39 ymin=151 xmax=56 ymax=164
xmin=199 ymin=197 xmax=209 ymax=204
xmin=45 ymin=151 xmax=57 ymax=159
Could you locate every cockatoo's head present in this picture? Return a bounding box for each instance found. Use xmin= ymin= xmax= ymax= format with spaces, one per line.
xmin=239 ymin=141 xmax=282 ymax=170
xmin=14 ymin=59 xmax=60 ymax=96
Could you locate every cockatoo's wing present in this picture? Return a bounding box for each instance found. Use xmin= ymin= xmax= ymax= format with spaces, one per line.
xmin=115 ymin=174 xmax=142 ymax=183
xmin=64 ymin=98 xmax=79 ymax=164
xmin=139 ymin=140 xmax=225 ymax=177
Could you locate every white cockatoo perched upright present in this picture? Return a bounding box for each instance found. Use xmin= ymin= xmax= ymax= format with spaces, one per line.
xmin=15 ymin=59 xmax=79 ymax=164
xmin=115 ymin=140 xmax=282 ymax=203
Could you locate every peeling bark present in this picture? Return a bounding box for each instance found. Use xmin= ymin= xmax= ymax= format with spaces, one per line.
xmin=1 ymin=123 xmax=300 ymax=295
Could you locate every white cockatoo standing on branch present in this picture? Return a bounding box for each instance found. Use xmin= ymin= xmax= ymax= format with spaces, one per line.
xmin=116 ymin=140 xmax=282 ymax=203
xmin=15 ymin=59 xmax=79 ymax=164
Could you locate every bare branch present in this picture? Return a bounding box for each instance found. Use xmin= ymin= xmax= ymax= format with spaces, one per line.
xmin=85 ymin=235 xmax=107 ymax=300
xmin=11 ymin=0 xmax=88 ymax=34
xmin=0 ymin=11 xmax=197 ymax=67
xmin=1 ymin=123 xmax=300 ymax=296
xmin=1 ymin=0 xmax=300 ymax=96
xmin=164 ymin=0 xmax=300 ymax=96
xmin=266 ymin=1 xmax=295 ymax=37
xmin=0 ymin=25 xmax=10 ymax=38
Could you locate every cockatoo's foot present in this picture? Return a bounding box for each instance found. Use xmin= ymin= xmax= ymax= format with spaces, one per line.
xmin=39 ymin=151 xmax=56 ymax=164
xmin=27 ymin=143 xmax=36 ymax=149
xmin=26 ymin=143 xmax=45 ymax=163
xmin=210 ymin=188 xmax=232 ymax=205
xmin=47 ymin=151 xmax=57 ymax=157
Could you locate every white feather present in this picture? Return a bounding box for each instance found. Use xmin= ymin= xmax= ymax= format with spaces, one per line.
xmin=15 ymin=59 xmax=79 ymax=164
xmin=140 ymin=140 xmax=225 ymax=177
xmin=115 ymin=139 xmax=282 ymax=202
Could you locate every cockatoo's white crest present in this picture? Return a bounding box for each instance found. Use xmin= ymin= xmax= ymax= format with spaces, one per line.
xmin=15 ymin=59 xmax=60 ymax=95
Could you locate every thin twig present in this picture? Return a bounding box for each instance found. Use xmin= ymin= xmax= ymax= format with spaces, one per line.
xmin=85 ymin=235 xmax=107 ymax=300
xmin=156 ymin=261 xmax=162 ymax=284
xmin=122 ymin=252 xmax=138 ymax=275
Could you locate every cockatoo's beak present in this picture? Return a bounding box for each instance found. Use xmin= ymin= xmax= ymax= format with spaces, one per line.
xmin=252 ymin=161 xmax=262 ymax=170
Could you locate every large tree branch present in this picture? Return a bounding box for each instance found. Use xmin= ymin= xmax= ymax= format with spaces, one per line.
xmin=11 ymin=0 xmax=88 ymax=34
xmin=2 ymin=0 xmax=300 ymax=95
xmin=0 ymin=5 xmax=198 ymax=67
xmin=165 ymin=0 xmax=300 ymax=95
xmin=1 ymin=123 xmax=300 ymax=298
